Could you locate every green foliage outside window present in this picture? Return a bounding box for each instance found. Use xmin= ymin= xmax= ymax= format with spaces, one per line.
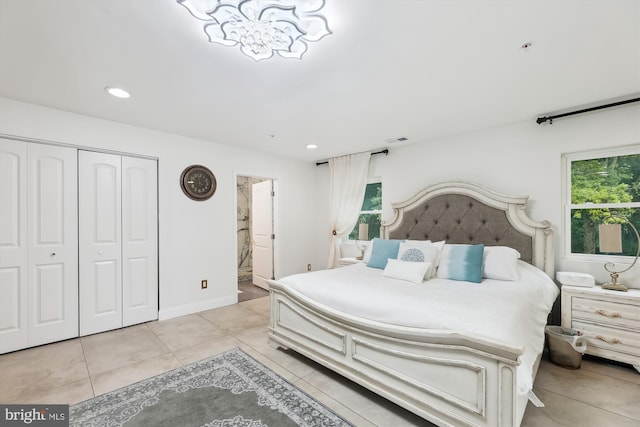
xmin=570 ymin=153 xmax=640 ymax=256
xmin=349 ymin=182 xmax=382 ymax=240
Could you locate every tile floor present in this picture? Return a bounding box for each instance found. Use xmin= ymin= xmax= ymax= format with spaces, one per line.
xmin=1 ymin=296 xmax=638 ymax=426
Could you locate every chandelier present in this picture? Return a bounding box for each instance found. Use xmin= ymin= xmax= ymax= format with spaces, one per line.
xmin=177 ymin=0 xmax=332 ymax=61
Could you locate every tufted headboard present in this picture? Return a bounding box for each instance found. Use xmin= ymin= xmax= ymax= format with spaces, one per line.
xmin=382 ymin=182 xmax=554 ymax=277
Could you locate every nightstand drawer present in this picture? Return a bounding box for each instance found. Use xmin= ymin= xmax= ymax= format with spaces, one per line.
xmin=572 ymin=320 xmax=640 ymax=357
xmin=571 ymin=297 xmax=640 ymax=330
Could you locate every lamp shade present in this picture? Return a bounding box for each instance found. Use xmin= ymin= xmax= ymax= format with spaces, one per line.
xmin=358 ymin=223 xmax=369 ymax=241
xmin=599 ymin=223 xmax=622 ymax=253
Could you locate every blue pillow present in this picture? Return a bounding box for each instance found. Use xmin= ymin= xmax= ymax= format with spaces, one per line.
xmin=367 ymin=238 xmax=402 ymax=269
xmin=436 ymin=244 xmax=485 ymax=283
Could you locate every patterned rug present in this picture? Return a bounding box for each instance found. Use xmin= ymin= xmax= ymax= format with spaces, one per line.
xmin=70 ymin=348 xmax=352 ymax=427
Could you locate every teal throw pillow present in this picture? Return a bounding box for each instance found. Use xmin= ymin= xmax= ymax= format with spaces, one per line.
xmin=436 ymin=244 xmax=485 ymax=283
xmin=367 ymin=238 xmax=402 ymax=269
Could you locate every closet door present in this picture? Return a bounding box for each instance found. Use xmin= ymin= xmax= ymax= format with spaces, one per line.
xmin=0 ymin=140 xmax=78 ymax=353
xmin=0 ymin=139 xmax=28 ymax=353
xmin=79 ymin=151 xmax=122 ymax=336
xmin=122 ymin=156 xmax=158 ymax=326
xmin=27 ymin=143 xmax=78 ymax=346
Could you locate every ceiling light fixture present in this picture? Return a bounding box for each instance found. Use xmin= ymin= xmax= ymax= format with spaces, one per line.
xmin=177 ymin=0 xmax=332 ymax=61
xmin=306 ymin=144 xmax=318 ymax=149
xmin=105 ymin=87 xmax=131 ymax=99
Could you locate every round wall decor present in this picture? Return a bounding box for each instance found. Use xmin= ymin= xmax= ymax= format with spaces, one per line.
xmin=180 ymin=165 xmax=217 ymax=201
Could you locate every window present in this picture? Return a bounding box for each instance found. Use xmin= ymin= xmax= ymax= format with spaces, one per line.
xmin=349 ymin=182 xmax=382 ymax=240
xmin=564 ymin=147 xmax=640 ymax=258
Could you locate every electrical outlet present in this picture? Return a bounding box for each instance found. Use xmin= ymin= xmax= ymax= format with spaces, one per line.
xmin=201 ymin=279 xmax=208 ymax=289
xmin=307 ymin=264 xmax=311 ymax=271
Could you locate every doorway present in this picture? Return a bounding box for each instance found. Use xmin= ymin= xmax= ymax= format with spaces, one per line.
xmin=236 ymin=175 xmax=275 ymax=302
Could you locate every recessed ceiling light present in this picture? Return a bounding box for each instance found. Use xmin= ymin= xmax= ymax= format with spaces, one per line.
xmin=306 ymin=144 xmax=318 ymax=149
xmin=105 ymin=87 xmax=131 ymax=99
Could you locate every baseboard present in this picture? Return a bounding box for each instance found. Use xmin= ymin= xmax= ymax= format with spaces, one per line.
xmin=158 ymin=295 xmax=237 ymax=321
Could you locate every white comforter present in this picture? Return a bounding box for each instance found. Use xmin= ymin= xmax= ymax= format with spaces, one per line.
xmin=278 ymin=261 xmax=559 ymax=395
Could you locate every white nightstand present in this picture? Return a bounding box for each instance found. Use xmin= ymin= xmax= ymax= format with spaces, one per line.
xmin=337 ymin=257 xmax=362 ymax=267
xmin=561 ymin=285 xmax=640 ymax=373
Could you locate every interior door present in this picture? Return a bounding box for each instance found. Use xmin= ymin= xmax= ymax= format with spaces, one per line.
xmin=27 ymin=143 xmax=78 ymax=346
xmin=0 ymin=139 xmax=28 ymax=353
xmin=251 ymin=180 xmax=274 ymax=289
xmin=79 ymin=151 xmax=122 ymax=336
xmin=121 ymin=156 xmax=158 ymax=327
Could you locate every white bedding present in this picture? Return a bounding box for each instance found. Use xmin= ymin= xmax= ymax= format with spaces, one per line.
xmin=278 ymin=261 xmax=559 ymax=395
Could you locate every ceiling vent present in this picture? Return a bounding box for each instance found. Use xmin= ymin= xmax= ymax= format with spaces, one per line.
xmin=385 ymin=137 xmax=408 ymax=144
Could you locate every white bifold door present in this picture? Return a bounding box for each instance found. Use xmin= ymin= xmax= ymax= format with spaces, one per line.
xmin=79 ymin=151 xmax=158 ymax=336
xmin=0 ymin=140 xmax=78 ymax=354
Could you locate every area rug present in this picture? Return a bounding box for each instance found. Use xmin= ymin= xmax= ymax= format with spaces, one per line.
xmin=70 ymin=348 xmax=353 ymax=427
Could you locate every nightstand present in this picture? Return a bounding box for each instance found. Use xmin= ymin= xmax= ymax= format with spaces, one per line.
xmin=561 ymin=285 xmax=640 ymax=373
xmin=337 ymin=257 xmax=362 ymax=267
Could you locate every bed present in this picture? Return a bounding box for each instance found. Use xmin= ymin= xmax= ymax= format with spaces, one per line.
xmin=267 ymin=181 xmax=558 ymax=427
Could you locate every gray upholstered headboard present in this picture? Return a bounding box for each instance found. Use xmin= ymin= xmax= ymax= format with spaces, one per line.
xmin=382 ymin=182 xmax=554 ymax=277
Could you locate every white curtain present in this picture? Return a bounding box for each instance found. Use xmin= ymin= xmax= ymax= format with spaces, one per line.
xmin=327 ymin=152 xmax=371 ymax=268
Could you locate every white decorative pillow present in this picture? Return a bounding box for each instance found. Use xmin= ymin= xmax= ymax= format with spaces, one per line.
xmin=483 ymin=246 xmax=521 ymax=281
xmin=399 ymin=240 xmax=445 ymax=278
xmin=383 ymin=259 xmax=431 ymax=284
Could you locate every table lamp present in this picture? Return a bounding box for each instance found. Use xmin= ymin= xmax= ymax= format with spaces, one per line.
xmin=355 ymin=223 xmax=369 ymax=260
xmin=599 ymin=217 xmax=639 ymax=291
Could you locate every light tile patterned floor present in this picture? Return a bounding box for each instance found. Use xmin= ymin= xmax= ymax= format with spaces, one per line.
xmin=0 ymin=296 xmax=638 ymax=426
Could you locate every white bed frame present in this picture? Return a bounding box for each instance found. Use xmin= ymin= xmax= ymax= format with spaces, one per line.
xmin=268 ymin=182 xmax=554 ymax=427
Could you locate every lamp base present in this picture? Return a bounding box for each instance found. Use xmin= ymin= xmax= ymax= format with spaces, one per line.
xmin=355 ymin=243 xmax=366 ymax=261
xmin=602 ymin=282 xmax=628 ymax=292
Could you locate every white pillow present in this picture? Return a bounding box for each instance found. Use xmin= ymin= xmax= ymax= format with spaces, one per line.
xmin=483 ymin=246 xmax=521 ymax=281
xmin=399 ymin=240 xmax=445 ymax=278
xmin=383 ymin=259 xmax=431 ymax=284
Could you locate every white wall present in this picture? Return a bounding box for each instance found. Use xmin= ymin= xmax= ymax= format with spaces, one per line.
xmin=0 ymin=97 xmax=326 ymax=320
xmin=315 ymin=104 xmax=640 ymax=287
xmin=3 ymin=96 xmax=638 ymax=318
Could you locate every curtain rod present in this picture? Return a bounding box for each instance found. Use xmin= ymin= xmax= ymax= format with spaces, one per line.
xmin=536 ymin=97 xmax=640 ymax=125
xmin=315 ymin=148 xmax=389 ymax=166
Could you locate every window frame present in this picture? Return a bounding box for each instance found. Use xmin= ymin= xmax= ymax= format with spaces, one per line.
xmin=562 ymin=144 xmax=640 ymax=262
xmin=349 ymin=179 xmax=382 ymax=241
